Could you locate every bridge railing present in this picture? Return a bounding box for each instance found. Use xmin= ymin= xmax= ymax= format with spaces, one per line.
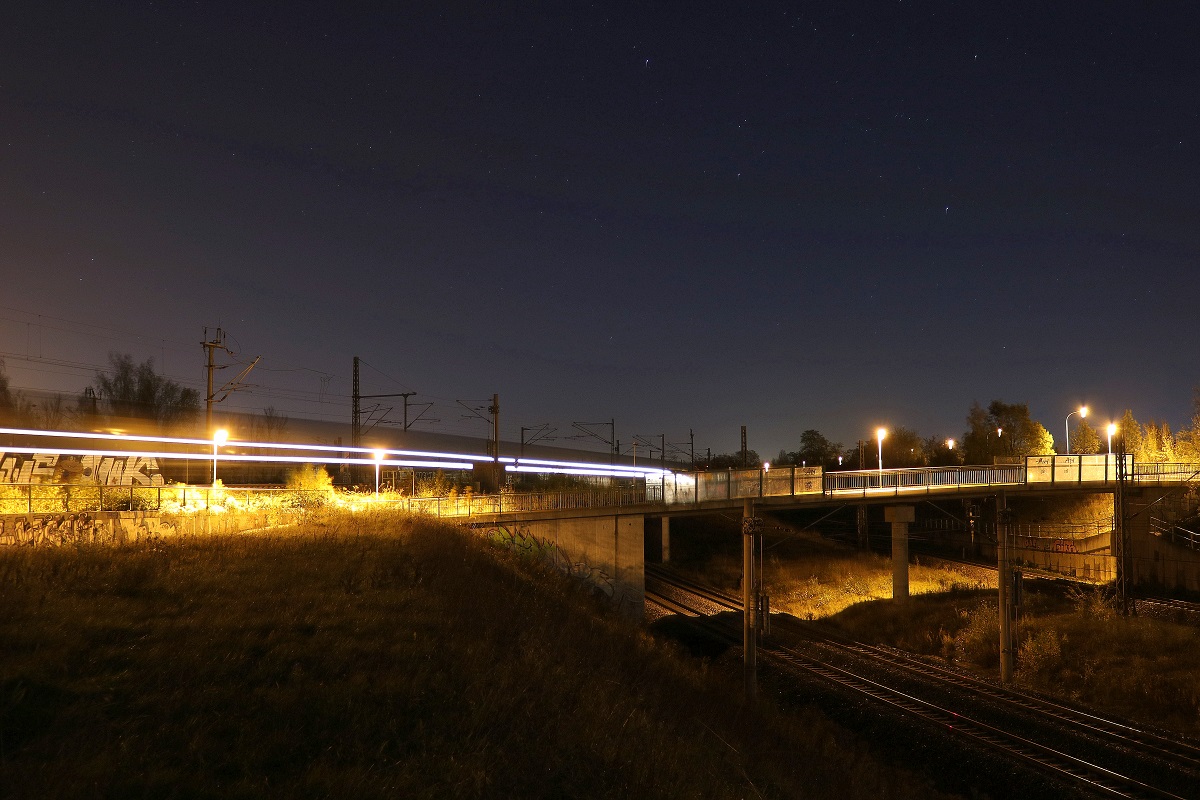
xmin=1150 ymin=518 xmax=1200 ymax=551
xmin=1133 ymin=462 xmax=1200 ymax=483
xmin=824 ymin=465 xmax=1024 ymax=496
xmin=1025 ymin=455 xmax=1121 ymax=483
xmin=654 ymin=463 xmax=1027 ymax=505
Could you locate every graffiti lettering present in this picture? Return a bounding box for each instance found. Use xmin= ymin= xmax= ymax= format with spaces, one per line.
xmin=0 ymin=453 xmax=164 ymax=486
xmin=0 ymin=512 xmax=181 ymax=547
xmin=1052 ymin=539 xmax=1079 ymax=554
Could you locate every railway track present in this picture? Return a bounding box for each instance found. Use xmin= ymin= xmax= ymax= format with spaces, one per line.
xmin=1134 ymin=595 xmax=1200 ymax=624
xmin=646 ymin=565 xmax=1200 ymax=800
xmin=906 ymin=550 xmax=1200 ymax=625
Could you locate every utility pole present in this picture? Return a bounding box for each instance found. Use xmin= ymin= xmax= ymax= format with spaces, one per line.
xmin=490 ymin=394 xmax=501 ymax=489
xmin=202 ymin=328 xmax=228 ymax=435
xmin=997 ymin=492 xmax=1014 ymax=683
xmin=741 ymin=425 xmax=748 ymax=469
xmin=352 ymin=356 xmax=426 ymax=484
xmin=520 ymin=424 xmax=556 ymax=459
xmin=399 ymin=392 xmax=416 ymax=429
xmin=352 ymin=357 xmax=362 ymax=485
xmin=352 ymin=356 xmax=361 ymax=450
xmin=202 ymin=327 xmax=258 ymax=436
xmin=1114 ymin=434 xmax=1131 ymax=614
xmin=689 ymin=429 xmax=695 ymax=470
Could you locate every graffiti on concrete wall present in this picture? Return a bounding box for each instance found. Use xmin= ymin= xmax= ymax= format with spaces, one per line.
xmin=0 ymin=453 xmax=165 ymax=486
xmin=0 ymin=512 xmax=179 ymax=547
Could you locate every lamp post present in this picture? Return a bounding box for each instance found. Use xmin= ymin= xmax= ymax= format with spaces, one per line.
xmin=876 ymin=427 xmax=887 ymax=471
xmin=1065 ymin=406 xmax=1088 ymax=454
xmin=212 ymin=429 xmax=228 ymax=485
xmin=373 ymin=449 xmax=384 ymax=497
xmin=1107 ymin=423 xmax=1117 ymax=455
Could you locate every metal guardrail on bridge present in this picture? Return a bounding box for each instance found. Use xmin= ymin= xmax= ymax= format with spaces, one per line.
xmin=654 ymin=456 xmax=1196 ymax=505
xmin=656 ymin=464 xmax=1026 ymax=504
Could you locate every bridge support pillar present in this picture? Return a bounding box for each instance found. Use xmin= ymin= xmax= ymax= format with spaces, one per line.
xmin=885 ymin=505 xmax=915 ymax=602
xmin=660 ymin=515 xmax=670 ymax=563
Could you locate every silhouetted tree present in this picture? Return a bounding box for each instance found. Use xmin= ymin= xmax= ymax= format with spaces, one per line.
xmin=90 ymin=352 xmax=201 ymax=429
xmin=963 ymin=400 xmax=1053 ymax=463
xmin=0 ymin=359 xmax=35 ymax=427
xmin=923 ymin=435 xmax=961 ymax=467
xmin=702 ymin=450 xmax=761 ymax=470
xmin=881 ymin=426 xmax=925 ymax=468
xmin=249 ymin=406 xmax=290 ymax=441
xmin=0 ymin=359 xmax=14 ymax=423
xmin=798 ymin=429 xmax=843 ymax=469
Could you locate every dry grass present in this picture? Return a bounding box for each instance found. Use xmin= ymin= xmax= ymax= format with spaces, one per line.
xmin=0 ymin=511 xmax=955 ymax=799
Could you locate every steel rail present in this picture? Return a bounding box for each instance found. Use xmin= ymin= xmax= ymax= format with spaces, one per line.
xmin=646 ymin=568 xmax=1194 ymax=800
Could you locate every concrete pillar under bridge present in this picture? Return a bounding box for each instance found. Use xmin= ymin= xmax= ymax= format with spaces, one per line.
xmin=645 ymin=515 xmax=670 ymax=563
xmin=885 ymin=505 xmax=915 ymax=602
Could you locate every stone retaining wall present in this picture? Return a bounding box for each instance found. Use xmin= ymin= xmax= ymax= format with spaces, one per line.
xmin=0 ymin=509 xmax=301 ymax=547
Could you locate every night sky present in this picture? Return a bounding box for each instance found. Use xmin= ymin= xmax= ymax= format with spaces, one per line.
xmin=2 ymin=2 xmax=1197 ymax=456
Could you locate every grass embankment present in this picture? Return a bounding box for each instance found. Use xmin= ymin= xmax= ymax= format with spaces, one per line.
xmin=0 ymin=512 xmax=954 ymax=799
xmin=664 ymin=515 xmax=1200 ymax=735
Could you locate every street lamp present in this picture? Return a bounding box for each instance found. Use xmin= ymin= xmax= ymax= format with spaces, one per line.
xmin=212 ymin=429 xmax=228 ymax=485
xmin=373 ymin=449 xmax=385 ymax=497
xmin=876 ymin=427 xmax=887 ymax=471
xmin=1107 ymin=423 xmax=1117 ymax=455
xmin=1065 ymin=406 xmax=1088 ymax=455
xmin=946 ymin=438 xmax=955 ymax=450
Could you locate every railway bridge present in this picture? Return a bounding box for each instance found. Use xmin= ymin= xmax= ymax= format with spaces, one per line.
xmin=2 ymin=426 xmax=1198 ymax=615
xmin=445 ymin=456 xmax=1200 ymax=614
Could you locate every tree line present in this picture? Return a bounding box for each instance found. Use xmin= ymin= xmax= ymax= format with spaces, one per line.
xmin=766 ymin=395 xmax=1200 ymax=471
xmin=0 ymin=354 xmax=287 ymax=439
xmin=1 ymin=353 xmax=201 ymax=430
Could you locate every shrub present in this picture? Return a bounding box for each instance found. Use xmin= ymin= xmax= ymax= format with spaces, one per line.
xmin=1017 ymin=627 xmax=1063 ymax=678
xmin=953 ymin=602 xmax=1000 ymax=668
xmin=1066 ymin=583 xmax=1118 ymax=621
xmin=285 ymin=464 xmax=334 ymax=508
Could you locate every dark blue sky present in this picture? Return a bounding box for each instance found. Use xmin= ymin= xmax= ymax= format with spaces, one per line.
xmin=2 ymin=2 xmax=1197 ymax=456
